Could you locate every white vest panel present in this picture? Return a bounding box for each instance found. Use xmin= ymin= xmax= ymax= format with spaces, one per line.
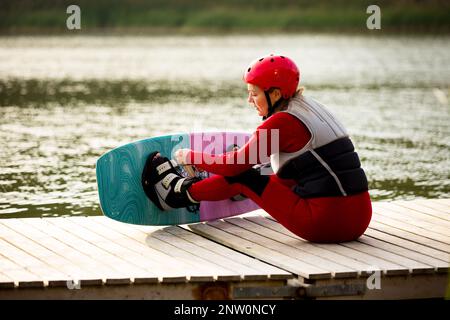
xmin=270 ymin=95 xmax=348 ymax=173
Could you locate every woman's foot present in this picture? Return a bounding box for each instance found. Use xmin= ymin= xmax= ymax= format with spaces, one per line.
xmin=142 ymin=151 xmax=200 ymax=211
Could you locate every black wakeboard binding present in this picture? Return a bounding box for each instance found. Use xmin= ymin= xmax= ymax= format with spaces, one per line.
xmin=142 ymin=151 xmax=200 ymax=212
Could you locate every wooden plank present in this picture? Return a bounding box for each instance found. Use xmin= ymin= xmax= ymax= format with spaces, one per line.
xmin=50 ymin=217 xmax=165 ymax=284
xmin=174 ymin=225 xmax=292 ymax=281
xmin=262 ymin=205 xmax=450 ymax=253
xmin=368 ymin=220 xmax=450 ymax=253
xmin=244 ymin=216 xmax=410 ymax=276
xmin=373 ymin=203 xmax=450 ymax=236
xmin=394 ymin=200 xmax=450 ymax=221
xmin=433 ymin=198 xmax=450 ymax=203
xmin=402 ymin=199 xmax=450 ymax=211
xmin=0 ymin=220 xmax=74 ymax=285
xmin=210 ymin=219 xmax=356 ymax=278
xmin=374 ymin=208 xmax=450 ymax=238
xmin=189 ymin=222 xmax=332 ymax=280
xmin=0 ymin=220 xmax=102 ymax=286
xmin=372 ymin=209 xmax=450 ymax=240
xmin=1 ymin=218 xmax=104 ymax=286
xmin=363 ymin=228 xmax=449 ymax=263
xmin=93 ymin=217 xmax=235 ymax=282
xmin=0 ymin=252 xmax=43 ymax=288
xmin=90 ymin=217 xmax=212 ymax=283
xmin=260 ymin=199 xmax=450 ymax=245
xmin=92 ymin=216 xmax=238 ymax=282
xmin=75 ymin=217 xmax=199 ymax=282
xmin=374 ymin=202 xmax=450 ymax=228
xmin=244 ymin=216 xmax=436 ymax=276
xmin=45 ymin=217 xmax=175 ymax=284
xmin=0 ymin=271 xmax=15 ymax=289
xmin=340 ymin=239 xmax=435 ymax=275
xmin=358 ymin=234 xmax=448 ymax=273
xmin=412 ymin=199 xmax=450 ymax=216
xmin=148 ymin=228 xmax=247 ymax=281
xmin=4 ymin=218 xmax=116 ymax=286
xmin=144 ymin=231 xmax=240 ymax=282
xmin=430 ymin=198 xmax=450 ymax=208
xmin=91 ymin=217 xmax=204 ymax=283
xmin=0 ymin=237 xmax=65 ymax=287
xmin=67 ymin=217 xmax=205 ymax=284
xmin=165 ymin=226 xmax=292 ymax=281
xmin=19 ymin=217 xmax=133 ymax=284
xmin=371 ymin=212 xmax=450 ymax=244
xmin=225 ymin=217 xmax=361 ymax=278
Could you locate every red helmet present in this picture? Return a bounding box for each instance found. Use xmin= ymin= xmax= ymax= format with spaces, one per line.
xmin=244 ymin=54 xmax=300 ymax=99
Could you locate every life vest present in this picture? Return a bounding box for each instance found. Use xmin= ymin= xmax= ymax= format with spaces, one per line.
xmin=272 ymin=94 xmax=369 ymax=198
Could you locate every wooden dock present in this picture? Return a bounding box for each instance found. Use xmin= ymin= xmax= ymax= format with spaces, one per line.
xmin=0 ymin=199 xmax=448 ymax=299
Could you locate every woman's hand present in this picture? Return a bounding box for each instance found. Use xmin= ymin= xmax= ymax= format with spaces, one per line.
xmin=174 ymin=148 xmax=206 ymax=176
xmin=174 ymin=148 xmax=191 ymax=165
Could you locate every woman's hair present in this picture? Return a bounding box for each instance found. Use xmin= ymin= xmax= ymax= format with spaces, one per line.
xmin=297 ymin=86 xmax=305 ymax=96
xmin=268 ymin=86 xmax=305 ymax=112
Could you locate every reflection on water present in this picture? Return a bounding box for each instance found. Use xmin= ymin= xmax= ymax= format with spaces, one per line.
xmin=1 ymin=35 xmax=449 ymax=87
xmin=0 ymin=78 xmax=245 ymax=107
xmin=0 ymin=35 xmax=449 ymax=218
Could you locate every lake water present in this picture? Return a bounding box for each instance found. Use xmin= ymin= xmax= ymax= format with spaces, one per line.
xmin=0 ymin=34 xmax=449 ymax=218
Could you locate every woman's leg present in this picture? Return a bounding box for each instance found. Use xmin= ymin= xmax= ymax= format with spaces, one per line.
xmin=189 ymin=170 xmax=372 ymax=243
xmin=188 ymin=174 xmax=243 ymax=201
xmin=305 ymin=192 xmax=372 ymax=243
xmin=189 ymin=171 xmax=315 ymax=240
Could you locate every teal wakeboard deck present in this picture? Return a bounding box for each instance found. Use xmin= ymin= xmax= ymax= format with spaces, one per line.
xmin=96 ymin=132 xmax=260 ymax=226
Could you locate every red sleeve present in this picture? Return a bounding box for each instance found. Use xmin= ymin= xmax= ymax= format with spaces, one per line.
xmin=187 ymin=112 xmax=311 ymax=176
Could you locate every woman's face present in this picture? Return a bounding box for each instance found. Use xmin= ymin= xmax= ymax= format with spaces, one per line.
xmin=247 ymin=84 xmax=281 ymax=117
xmin=247 ymin=84 xmax=269 ymax=117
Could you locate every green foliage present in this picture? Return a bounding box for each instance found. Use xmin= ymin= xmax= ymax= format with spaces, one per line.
xmin=0 ymin=0 xmax=449 ymax=33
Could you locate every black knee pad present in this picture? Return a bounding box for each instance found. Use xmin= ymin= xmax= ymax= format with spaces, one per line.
xmin=224 ymin=168 xmax=270 ymax=196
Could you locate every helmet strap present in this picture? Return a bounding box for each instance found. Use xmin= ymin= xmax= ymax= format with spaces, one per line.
xmin=262 ymin=91 xmax=282 ymax=121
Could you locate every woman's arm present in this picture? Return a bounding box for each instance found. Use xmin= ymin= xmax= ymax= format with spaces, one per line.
xmin=179 ymin=112 xmax=311 ymax=176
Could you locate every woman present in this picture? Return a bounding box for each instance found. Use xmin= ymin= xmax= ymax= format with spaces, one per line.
xmin=142 ymin=54 xmax=372 ymax=243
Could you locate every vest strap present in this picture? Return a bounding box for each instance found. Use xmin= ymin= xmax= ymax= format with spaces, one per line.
xmin=277 ymin=137 xmax=368 ymax=198
xmin=310 ymin=149 xmax=347 ymax=196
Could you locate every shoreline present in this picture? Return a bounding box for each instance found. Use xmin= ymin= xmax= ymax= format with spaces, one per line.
xmin=1 ymin=26 xmax=449 ymax=36
xmin=2 ymin=0 xmax=449 ymax=36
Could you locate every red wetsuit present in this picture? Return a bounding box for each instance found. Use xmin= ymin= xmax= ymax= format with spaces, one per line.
xmin=186 ymin=112 xmax=372 ymax=243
